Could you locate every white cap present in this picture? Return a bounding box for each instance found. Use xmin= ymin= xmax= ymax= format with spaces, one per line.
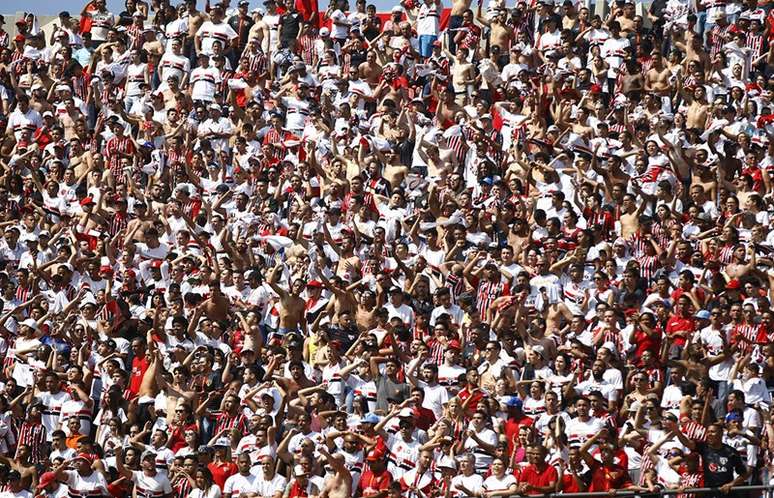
xmin=21 ymin=318 xmax=38 ymax=331
xmin=600 ymin=341 xmax=617 ymax=353
xmin=293 ymin=465 xmax=309 ymax=476
xmin=391 ymin=5 xmax=404 ymax=12
xmin=319 ymin=27 xmax=330 ymax=36
xmin=398 ymin=408 xmax=413 ymax=418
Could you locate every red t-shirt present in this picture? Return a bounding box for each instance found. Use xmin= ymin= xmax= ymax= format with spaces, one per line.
xmin=504 ymin=415 xmax=534 ymax=456
xmin=208 ymin=461 xmax=238 ymax=491
xmin=520 ymin=464 xmax=559 ymax=495
xmin=359 ymin=468 xmax=394 ymax=497
xmin=560 ymin=472 xmax=583 ymax=493
xmin=168 ymin=422 xmax=199 ymax=453
xmin=665 ymin=315 xmax=696 ymax=347
xmin=457 ymin=386 xmax=485 ymax=417
xmin=411 ymin=406 xmax=437 ymax=431
xmin=670 ymin=287 xmax=705 ymax=305
xmin=588 ymin=461 xmax=633 ymax=492
xmin=129 ymin=356 xmax=150 ymax=395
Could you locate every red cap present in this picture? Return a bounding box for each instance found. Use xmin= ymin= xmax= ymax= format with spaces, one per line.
xmin=366 ymin=450 xmax=383 ymax=462
xmin=36 ymin=472 xmax=57 ymax=491
xmin=15 ymin=20 xmax=26 ymax=26
xmin=75 ymin=453 xmax=94 ymax=465
xmin=125 ymin=269 xmax=137 ymax=279
xmin=79 ymin=196 xmax=95 ymax=207
xmin=150 ymin=260 xmax=163 ymax=269
xmin=13 ymin=34 xmax=24 ymax=42
xmin=726 ymin=279 xmax=741 ymax=290
xmin=99 ymin=265 xmax=113 ymax=274
xmin=307 ymin=280 xmax=322 ymax=288
xmin=448 ymin=339 xmax=461 ymax=350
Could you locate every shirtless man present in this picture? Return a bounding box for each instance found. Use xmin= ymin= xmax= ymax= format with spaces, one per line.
xmin=644 ymin=51 xmax=671 ymax=96
xmin=68 ymin=138 xmax=94 ymax=178
xmin=686 ymin=86 xmax=710 ymax=129
xmin=268 ymin=262 xmax=307 ymax=336
xmin=358 ymin=51 xmax=383 ymax=89
xmin=614 ymin=1 xmax=637 ymax=34
xmin=142 ymin=31 xmax=164 ymax=70
xmin=0 ymin=445 xmax=38 ymax=490
xmin=676 ymin=31 xmax=710 ymax=67
xmin=450 ymin=47 xmax=475 ymax=105
xmin=355 ymin=291 xmax=378 ymax=331
xmin=59 ymin=100 xmax=85 ymax=140
xmin=318 ymin=271 xmax=357 ymax=317
xmin=332 ymin=235 xmax=362 ymax=283
xmin=435 ymin=86 xmax=464 ymax=128
xmin=448 ymin=0 xmax=473 ymax=52
xmin=202 ymin=280 xmax=230 ymax=322
xmin=688 ymin=149 xmax=717 ymax=199
xmin=262 ymin=0 xmax=281 ymax=56
xmin=618 ymin=193 xmax=647 ymax=238
xmin=186 ymin=0 xmax=209 ymax=53
xmin=319 ymin=449 xmax=352 ymax=498
xmin=725 ymin=245 xmax=756 ymax=280
xmin=477 ymin=8 xmax=513 ymax=53
xmin=247 ymin=9 xmax=267 ymax=49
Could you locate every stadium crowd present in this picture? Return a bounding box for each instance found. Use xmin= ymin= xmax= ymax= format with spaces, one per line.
xmin=0 ymin=0 xmax=772 ymax=496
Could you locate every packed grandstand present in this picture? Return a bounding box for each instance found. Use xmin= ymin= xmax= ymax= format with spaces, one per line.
xmin=0 ymin=0 xmax=770 ymax=496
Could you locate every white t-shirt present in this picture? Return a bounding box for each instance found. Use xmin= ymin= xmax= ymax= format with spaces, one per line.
xmin=417 ymin=2 xmax=441 ymax=36
xmin=566 ymin=416 xmax=605 ymax=447
xmin=190 ymin=66 xmax=221 ymax=102
xmin=415 ymin=381 xmax=449 ymax=418
xmin=482 ymin=474 xmax=517 ymax=493
xmin=224 ymin=472 xmax=259 ymax=497
xmin=463 ymin=427 xmax=498 ymax=470
xmin=159 ymin=52 xmax=191 ymax=84
xmin=64 ymin=470 xmax=109 ymax=497
xmin=450 ymin=473 xmax=483 ymax=498
xmin=132 ymin=470 xmax=173 ymax=497
xmin=329 ymin=9 xmax=350 ymax=39
xmin=252 ymin=473 xmax=287 ymax=498
xmin=197 ymin=21 xmax=238 ymax=55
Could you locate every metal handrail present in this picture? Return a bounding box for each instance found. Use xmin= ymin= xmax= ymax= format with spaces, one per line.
xmin=537 ymin=485 xmax=772 ymax=498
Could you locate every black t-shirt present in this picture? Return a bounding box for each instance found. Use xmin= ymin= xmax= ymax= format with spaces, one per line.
xmin=279 ymin=12 xmax=303 ymax=45
xmin=697 ymin=442 xmax=747 ymax=488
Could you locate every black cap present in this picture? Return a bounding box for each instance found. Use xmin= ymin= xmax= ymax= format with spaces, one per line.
xmin=59 ymin=11 xmax=71 ymax=17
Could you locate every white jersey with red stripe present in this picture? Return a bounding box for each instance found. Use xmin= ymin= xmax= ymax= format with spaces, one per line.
xmin=224 ymin=472 xmax=259 ymax=498
xmin=7 ymin=107 xmax=42 ymax=141
xmin=347 ymin=375 xmax=378 ymax=412
xmin=196 ymin=21 xmax=238 ymax=55
xmin=159 ymin=52 xmax=191 ymax=83
xmin=565 ymin=416 xmax=605 ymax=447
xmin=386 ymin=433 xmax=421 ymax=480
xmin=190 ymin=66 xmax=221 ymax=102
xmin=132 ymin=470 xmax=173 ymax=498
xmin=39 ymin=390 xmax=72 ymax=441
xmin=152 ymin=446 xmax=176 ymax=477
xmin=438 ymin=363 xmax=466 ymax=388
xmin=64 ymin=470 xmax=109 ymax=498
xmin=59 ymin=399 xmax=92 ymax=437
